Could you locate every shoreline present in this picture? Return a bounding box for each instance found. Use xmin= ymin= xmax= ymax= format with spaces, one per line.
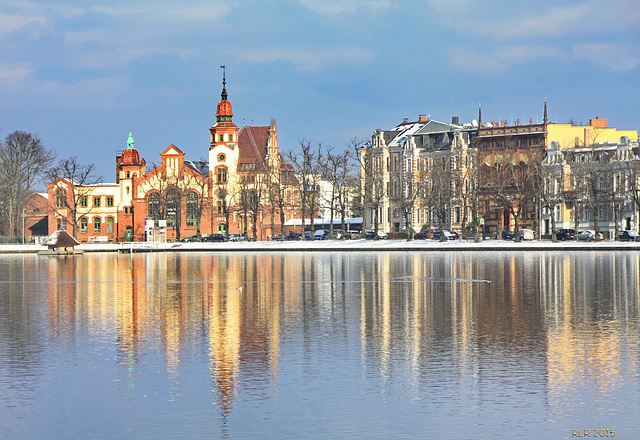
xmin=3 ymin=239 xmax=640 ymax=254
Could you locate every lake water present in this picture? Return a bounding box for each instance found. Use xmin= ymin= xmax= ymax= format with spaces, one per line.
xmin=1 ymin=251 xmax=638 ymax=439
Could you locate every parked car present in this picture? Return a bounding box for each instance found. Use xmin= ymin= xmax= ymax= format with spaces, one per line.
xmin=364 ymin=230 xmax=389 ymax=240
xmin=203 ymin=234 xmax=225 ymax=242
xmin=618 ymin=230 xmax=640 ymax=242
xmin=578 ymin=230 xmax=603 ymax=241
xmin=229 ymin=232 xmax=249 ymax=242
xmin=432 ymin=230 xmax=456 ymax=241
xmin=414 ymin=231 xmax=429 ymax=240
xmin=287 ymin=231 xmax=302 ymax=240
xmin=344 ymin=230 xmax=361 ymax=239
xmin=501 ymin=230 xmax=515 ymax=240
xmin=556 ymin=228 xmax=576 ymax=241
xmin=304 ymin=231 xmax=312 ymax=240
xmin=180 ymin=234 xmax=201 ymax=242
xmin=314 ymin=229 xmax=330 ymax=240
xmin=519 ymin=229 xmax=534 ymax=240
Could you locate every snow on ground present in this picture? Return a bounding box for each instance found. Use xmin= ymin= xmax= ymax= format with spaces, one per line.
xmin=2 ymin=238 xmax=640 ymax=253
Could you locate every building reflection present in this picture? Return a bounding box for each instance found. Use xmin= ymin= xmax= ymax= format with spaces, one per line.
xmin=35 ymin=249 xmax=640 ymax=428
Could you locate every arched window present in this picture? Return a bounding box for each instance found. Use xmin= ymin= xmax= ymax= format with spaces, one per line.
xmin=166 ymin=189 xmax=180 ymax=228
xmin=106 ymin=217 xmax=115 ymax=233
xmin=186 ymin=192 xmax=197 ymax=227
xmin=148 ymin=192 xmax=160 ymax=220
xmin=93 ymin=217 xmax=101 ymax=233
xmin=55 ymin=188 xmax=67 ymax=208
xmin=217 ymin=167 xmax=228 ymax=183
xmin=80 ymin=217 xmax=88 ymax=233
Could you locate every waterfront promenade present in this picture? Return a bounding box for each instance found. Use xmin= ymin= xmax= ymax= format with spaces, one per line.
xmin=3 ymin=238 xmax=640 ymax=253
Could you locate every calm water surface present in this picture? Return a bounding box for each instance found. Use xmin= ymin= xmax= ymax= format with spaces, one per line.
xmin=0 ymin=251 xmax=638 ymax=439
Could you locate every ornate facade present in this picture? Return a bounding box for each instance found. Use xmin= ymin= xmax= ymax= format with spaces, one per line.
xmin=48 ymin=75 xmax=300 ymax=242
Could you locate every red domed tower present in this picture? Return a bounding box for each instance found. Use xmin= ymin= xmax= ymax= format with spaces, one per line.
xmin=209 ymin=65 xmax=238 ymax=148
xmin=117 ymin=130 xmax=145 ymax=241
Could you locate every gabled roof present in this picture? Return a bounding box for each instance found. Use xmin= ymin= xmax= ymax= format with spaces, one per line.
xmin=161 ymin=145 xmax=184 ymax=156
xmin=414 ymin=120 xmax=459 ymax=135
xmin=238 ymin=125 xmax=269 ymax=169
xmin=42 ymin=230 xmax=80 ymax=247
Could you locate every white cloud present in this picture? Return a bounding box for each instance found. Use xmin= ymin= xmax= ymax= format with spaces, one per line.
xmin=448 ymin=45 xmax=567 ymax=75
xmin=0 ymin=63 xmax=34 ymax=83
xmin=293 ymin=0 xmax=393 ymax=15
xmin=0 ymin=62 xmax=130 ymax=109
xmin=428 ymin=1 xmax=594 ymax=40
xmin=573 ymin=43 xmax=640 ymax=72
xmin=0 ymin=10 xmax=48 ymax=38
xmin=239 ymin=47 xmax=373 ymax=71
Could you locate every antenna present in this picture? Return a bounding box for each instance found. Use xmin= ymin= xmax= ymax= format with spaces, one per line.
xmin=220 ymin=64 xmax=226 ymax=88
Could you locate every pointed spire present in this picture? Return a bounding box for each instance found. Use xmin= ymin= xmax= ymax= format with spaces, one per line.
xmin=220 ymin=64 xmax=227 ymax=101
xmin=478 ymin=101 xmax=482 ymax=126
xmin=543 ymin=97 xmax=548 ymax=124
xmin=214 ymin=64 xmax=234 ymax=123
xmin=127 ymin=129 xmax=134 ymax=150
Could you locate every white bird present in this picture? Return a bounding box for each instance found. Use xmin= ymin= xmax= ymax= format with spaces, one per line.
xmin=237 ymin=286 xmax=243 ymax=292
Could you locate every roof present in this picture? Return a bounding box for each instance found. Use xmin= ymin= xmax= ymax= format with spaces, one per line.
xmin=42 ymin=230 xmax=80 ymax=247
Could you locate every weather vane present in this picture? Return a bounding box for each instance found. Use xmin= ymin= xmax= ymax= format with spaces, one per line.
xmin=221 ymin=64 xmax=226 ymax=88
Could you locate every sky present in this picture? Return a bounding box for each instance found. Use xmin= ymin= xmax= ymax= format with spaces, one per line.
xmin=1 ymin=0 xmax=640 ymax=183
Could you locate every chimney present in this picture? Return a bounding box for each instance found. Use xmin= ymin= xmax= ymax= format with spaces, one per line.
xmin=451 ymin=116 xmax=460 ymax=125
xmin=584 ymin=127 xmax=591 ymax=148
xmin=589 ymin=117 xmax=608 ymax=128
xmin=402 ymin=118 xmax=409 ymax=124
xmin=418 ymin=115 xmax=427 ymax=122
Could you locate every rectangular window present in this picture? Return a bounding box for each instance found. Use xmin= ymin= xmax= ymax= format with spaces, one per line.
xmin=81 ymin=218 xmax=88 ymax=233
xmin=93 ymin=197 xmax=101 ymax=207
xmin=80 ymin=197 xmax=88 ymax=208
xmin=93 ymin=217 xmax=101 ymax=233
xmin=106 ymin=197 xmax=114 ymax=207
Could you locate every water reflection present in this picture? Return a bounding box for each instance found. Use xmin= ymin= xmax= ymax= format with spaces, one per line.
xmin=0 ymin=251 xmax=638 ymax=439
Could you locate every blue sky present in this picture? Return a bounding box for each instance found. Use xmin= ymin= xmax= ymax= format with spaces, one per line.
xmin=1 ymin=0 xmax=639 ymax=182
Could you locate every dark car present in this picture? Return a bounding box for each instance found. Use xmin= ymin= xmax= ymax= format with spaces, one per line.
xmin=556 ymin=228 xmax=576 ymax=241
xmin=501 ymin=230 xmax=515 ymax=240
xmin=618 ymin=230 xmax=640 ymax=242
xmin=203 ymin=234 xmax=225 ymax=242
xmin=180 ymin=234 xmax=201 ymax=242
xmin=414 ymin=231 xmax=429 ymax=240
xmin=364 ymin=230 xmax=389 ymax=240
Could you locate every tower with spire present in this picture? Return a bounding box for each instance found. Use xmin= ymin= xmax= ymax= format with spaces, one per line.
xmin=116 ymin=129 xmax=145 ymax=241
xmin=208 ymin=65 xmax=240 ymax=230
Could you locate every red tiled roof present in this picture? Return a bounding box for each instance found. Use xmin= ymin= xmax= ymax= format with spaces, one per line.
xmin=237 ymin=126 xmax=271 ymax=172
xmin=237 ymin=125 xmax=295 ymax=174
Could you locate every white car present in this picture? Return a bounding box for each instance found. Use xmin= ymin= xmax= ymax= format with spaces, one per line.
xmin=578 ymin=230 xmax=603 ymax=241
xmin=519 ymin=229 xmax=534 ymax=240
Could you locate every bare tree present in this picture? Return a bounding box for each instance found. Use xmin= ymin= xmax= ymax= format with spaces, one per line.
xmin=286 ymin=139 xmax=323 ymax=239
xmin=46 ymin=157 xmax=102 ymax=238
xmin=355 ymin=138 xmax=385 ymax=236
xmin=0 ymin=131 xmax=56 ymax=237
xmin=319 ymin=147 xmax=355 ymax=238
xmin=427 ymin=155 xmax=453 ymax=241
xmin=479 ymin=149 xmax=541 ymax=242
xmin=181 ymin=159 xmax=212 ymax=238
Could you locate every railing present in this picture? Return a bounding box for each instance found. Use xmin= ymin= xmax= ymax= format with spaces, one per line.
xmin=0 ymin=236 xmax=47 ymax=245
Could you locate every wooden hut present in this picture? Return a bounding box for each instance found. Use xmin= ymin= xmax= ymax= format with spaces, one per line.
xmin=39 ymin=230 xmax=83 ymax=255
